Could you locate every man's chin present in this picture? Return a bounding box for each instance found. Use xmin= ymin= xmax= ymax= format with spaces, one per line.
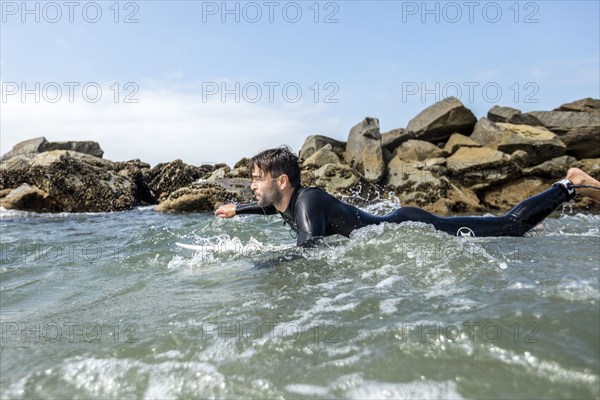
xmin=258 ymin=198 xmax=275 ymax=207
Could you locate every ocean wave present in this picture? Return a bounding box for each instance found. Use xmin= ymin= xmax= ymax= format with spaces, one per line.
xmin=345 ymin=379 xmax=463 ymax=400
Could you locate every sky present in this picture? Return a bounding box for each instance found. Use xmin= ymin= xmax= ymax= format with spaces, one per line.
xmin=1 ymin=0 xmax=599 ymax=166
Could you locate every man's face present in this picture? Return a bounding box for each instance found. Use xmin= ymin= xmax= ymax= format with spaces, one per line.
xmin=250 ymin=166 xmax=282 ymax=207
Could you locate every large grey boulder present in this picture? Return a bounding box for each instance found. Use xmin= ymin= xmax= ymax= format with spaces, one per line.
xmin=445 ymin=147 xmax=520 ymax=190
xmin=518 ymin=111 xmax=600 ymax=158
xmin=385 ymin=157 xmax=441 ymax=189
xmin=522 ymin=156 xmax=579 ymax=178
xmin=394 ymin=140 xmax=440 ymax=161
xmin=1 ymin=137 xmax=104 ymax=162
xmin=443 ymin=133 xmax=482 ymax=155
xmin=487 ymin=106 xmax=521 ymax=123
xmin=115 ymin=159 xmax=156 ymax=206
xmin=145 ymin=160 xmax=212 ymax=201
xmin=45 ymin=141 xmax=104 ymax=158
xmin=299 ymin=135 xmax=345 ymax=162
xmin=302 ymin=144 xmax=341 ymax=168
xmin=381 ymin=128 xmax=416 ymax=153
xmin=343 ymin=117 xmax=385 ymax=182
xmin=554 ymin=98 xmax=600 ymax=113
xmin=487 ymin=106 xmax=541 ymax=125
xmin=0 ymin=137 xmax=49 ymax=162
xmin=470 ymin=118 xmax=566 ymax=165
xmin=306 ymin=163 xmax=378 ymax=203
xmin=407 ymin=97 xmax=477 ymax=142
xmin=384 ymin=156 xmax=482 ymax=212
xmin=0 ymin=183 xmax=54 ymax=212
xmin=0 ymin=150 xmax=138 ymax=212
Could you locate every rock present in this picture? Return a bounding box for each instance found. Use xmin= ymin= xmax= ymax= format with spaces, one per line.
xmin=45 ymin=141 xmax=104 ymax=158
xmin=381 ymin=128 xmax=416 ymax=152
xmin=423 ymin=157 xmax=447 ymax=169
xmin=407 ymin=97 xmax=477 ymax=142
xmin=302 ymin=144 xmax=341 ymax=168
xmin=487 ymin=106 xmax=541 ymax=125
xmin=0 ymin=137 xmax=49 ymax=162
xmin=470 ymin=118 xmax=566 ymax=165
xmin=33 ymin=150 xmax=114 ymax=170
xmin=207 ymin=166 xmax=231 ymax=182
xmin=382 ymin=147 xmax=394 ymax=166
xmin=425 ymin=184 xmax=483 ymax=214
xmin=447 ymin=146 xmax=508 ymax=167
xmin=384 ymin=156 xmax=481 ymax=211
xmin=487 ymin=106 xmax=521 ymax=123
xmin=394 ymin=140 xmax=440 ymax=161
xmin=426 ymin=149 xmax=450 ymax=160
xmin=0 ymin=155 xmax=34 ymax=171
xmin=520 ymin=111 xmax=600 ymax=158
xmin=385 ymin=157 xmax=441 ymax=188
xmin=0 ymin=137 xmax=105 ymax=162
xmin=299 ymin=135 xmax=345 ymax=162
xmin=0 ymin=183 xmax=56 ymax=212
xmin=443 ymin=133 xmax=482 ymax=155
xmin=510 ymin=150 xmax=530 ymax=168
xmin=446 ymin=147 xmax=520 ymax=190
xmin=155 ymin=179 xmax=253 ymax=213
xmin=309 ymin=163 xmax=378 ymax=203
xmin=0 ymin=150 xmax=138 ymax=212
xmin=226 ymin=166 xmax=250 ymax=179
xmin=115 ymin=159 xmax=150 ymax=171
xmin=234 ymin=157 xmax=251 ymax=169
xmin=483 ymin=178 xmax=549 ymax=210
xmin=576 ymin=158 xmax=600 ymax=180
xmin=554 ymin=98 xmax=600 ymax=113
xmin=115 ymin=159 xmax=156 ymax=206
xmin=522 ymin=156 xmax=579 ymax=178
xmin=343 ymin=117 xmax=385 ymax=182
xmin=509 ymin=112 xmax=543 ymax=126
xmin=229 ymin=158 xmax=251 ymax=179
xmin=146 ymin=160 xmax=208 ymax=201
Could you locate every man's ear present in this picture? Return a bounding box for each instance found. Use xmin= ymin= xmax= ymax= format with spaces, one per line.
xmin=278 ymin=174 xmax=290 ymax=188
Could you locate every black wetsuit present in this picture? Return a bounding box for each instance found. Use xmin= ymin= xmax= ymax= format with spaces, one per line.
xmin=236 ymin=184 xmax=574 ymax=247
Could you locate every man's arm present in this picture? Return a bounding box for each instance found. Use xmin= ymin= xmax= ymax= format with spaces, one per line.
xmin=215 ymin=203 xmax=277 ymax=218
xmin=294 ymin=191 xmax=327 ymax=247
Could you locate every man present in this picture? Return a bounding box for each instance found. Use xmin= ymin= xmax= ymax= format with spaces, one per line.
xmin=216 ymin=146 xmax=600 ymax=247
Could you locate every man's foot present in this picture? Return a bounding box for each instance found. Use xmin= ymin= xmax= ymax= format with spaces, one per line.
xmin=566 ymin=168 xmax=600 ymax=202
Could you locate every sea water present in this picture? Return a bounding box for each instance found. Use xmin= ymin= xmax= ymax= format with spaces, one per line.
xmin=1 ymin=203 xmax=598 ymax=399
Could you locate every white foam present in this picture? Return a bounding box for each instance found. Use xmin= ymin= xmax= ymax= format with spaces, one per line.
xmin=379 ymin=298 xmax=401 ymax=314
xmin=285 ymin=383 xmax=330 ymax=396
xmin=56 ymin=356 xmax=227 ymax=398
xmin=375 ymin=275 xmax=401 ymax=289
xmin=488 ymin=347 xmax=599 ymax=391
xmin=345 ymin=379 xmax=464 ymax=399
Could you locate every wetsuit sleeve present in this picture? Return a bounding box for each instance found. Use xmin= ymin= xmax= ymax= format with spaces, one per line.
xmin=294 ymin=191 xmax=327 ymax=247
xmin=235 ymin=203 xmax=277 ymax=215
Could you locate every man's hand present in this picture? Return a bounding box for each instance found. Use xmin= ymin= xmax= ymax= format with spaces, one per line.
xmin=215 ymin=203 xmax=237 ymax=218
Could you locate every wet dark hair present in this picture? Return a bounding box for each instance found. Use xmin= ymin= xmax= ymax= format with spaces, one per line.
xmin=249 ymin=145 xmax=301 ymax=187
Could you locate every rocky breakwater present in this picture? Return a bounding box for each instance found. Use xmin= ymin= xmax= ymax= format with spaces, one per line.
xmin=0 ymin=137 xmax=244 ymax=213
xmin=1 ymin=97 xmax=598 ymax=214
xmin=1 ymin=137 xmax=149 ymax=212
xmin=296 ymin=96 xmax=599 ymax=213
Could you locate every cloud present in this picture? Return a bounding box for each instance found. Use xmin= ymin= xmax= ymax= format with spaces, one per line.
xmin=1 ymin=81 xmax=345 ymax=166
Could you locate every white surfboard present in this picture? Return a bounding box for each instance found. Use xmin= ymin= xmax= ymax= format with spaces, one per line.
xmin=175 ymin=242 xmax=205 ymax=252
